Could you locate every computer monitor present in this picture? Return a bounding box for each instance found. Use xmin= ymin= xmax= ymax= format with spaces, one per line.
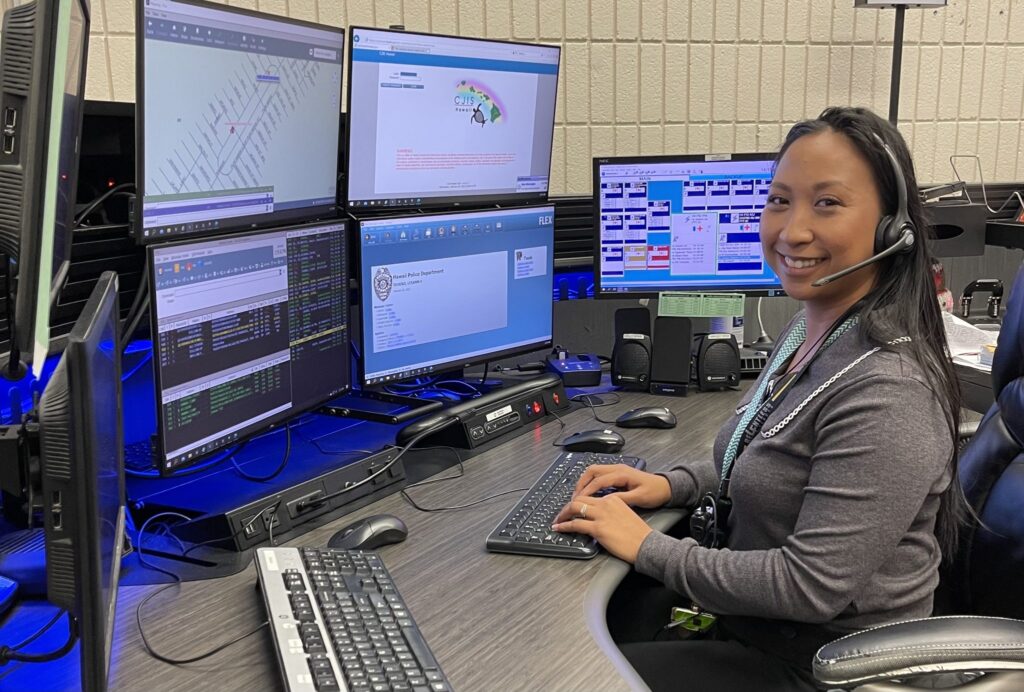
xmin=38 ymin=271 xmax=125 ymax=692
xmin=149 ymin=220 xmax=349 ymax=473
xmin=358 ymin=206 xmax=554 ymax=385
xmin=346 ymin=27 xmax=560 ymax=211
xmin=593 ymin=154 xmax=785 ymax=298
xmin=0 ymin=0 xmax=90 ymax=375
xmin=137 ymin=0 xmax=343 ymax=243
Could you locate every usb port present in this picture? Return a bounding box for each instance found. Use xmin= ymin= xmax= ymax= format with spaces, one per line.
xmin=3 ymin=107 xmax=15 ymax=128
xmin=2 ymin=134 xmax=13 ymax=154
xmin=52 ymin=510 xmax=62 ymax=530
xmin=52 ymin=490 xmax=61 ymax=506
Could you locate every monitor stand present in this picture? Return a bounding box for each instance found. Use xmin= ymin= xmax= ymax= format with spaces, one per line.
xmin=320 ymin=367 xmax=506 ymax=425
xmin=319 ymin=390 xmax=443 ymax=425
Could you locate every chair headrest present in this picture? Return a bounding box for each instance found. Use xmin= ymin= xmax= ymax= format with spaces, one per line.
xmin=992 ymin=263 xmax=1024 ymax=395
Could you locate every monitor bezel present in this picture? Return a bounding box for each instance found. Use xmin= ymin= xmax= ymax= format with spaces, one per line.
xmin=592 ymin=152 xmax=786 ymax=300
xmin=0 ymin=0 xmax=91 ymax=368
xmin=39 ymin=270 xmax=125 ymax=692
xmin=355 ymin=204 xmax=555 ymax=387
xmin=344 ymin=25 xmax=561 ymax=213
xmin=134 ymin=0 xmax=345 ymax=245
xmin=146 ymin=219 xmax=351 ymax=475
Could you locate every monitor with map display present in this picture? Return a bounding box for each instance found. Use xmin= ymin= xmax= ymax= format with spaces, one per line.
xmin=136 ymin=0 xmax=343 ymax=243
xmin=346 ymin=27 xmax=560 ymax=211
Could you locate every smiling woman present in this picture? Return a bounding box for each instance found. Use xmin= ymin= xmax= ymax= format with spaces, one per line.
xmin=553 ymin=106 xmax=966 ymax=692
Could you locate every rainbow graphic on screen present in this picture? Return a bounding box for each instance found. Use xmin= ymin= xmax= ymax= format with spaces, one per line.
xmin=455 ymin=80 xmax=506 ymax=126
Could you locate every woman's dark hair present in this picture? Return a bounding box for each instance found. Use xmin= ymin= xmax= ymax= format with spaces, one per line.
xmin=777 ymin=106 xmax=966 ymax=562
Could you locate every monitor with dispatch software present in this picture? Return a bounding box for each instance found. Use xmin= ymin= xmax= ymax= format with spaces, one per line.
xmin=149 ymin=221 xmax=349 ymax=473
xmin=358 ymin=206 xmax=554 ymax=386
xmin=137 ymin=0 xmax=343 ymax=243
xmin=346 ymin=27 xmax=560 ymax=211
xmin=593 ymin=154 xmax=785 ymax=298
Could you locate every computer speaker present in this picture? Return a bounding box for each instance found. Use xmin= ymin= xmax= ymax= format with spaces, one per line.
xmin=612 ymin=307 xmax=652 ymax=391
xmin=691 ymin=333 xmax=740 ymax=392
xmin=650 ymin=316 xmax=691 ymax=397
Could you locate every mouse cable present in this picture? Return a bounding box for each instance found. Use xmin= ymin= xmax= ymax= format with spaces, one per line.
xmin=400 ymin=485 xmax=530 ymax=513
xmin=295 ymin=416 xmax=460 ymax=513
xmin=0 ymin=609 xmax=75 ymax=666
xmin=571 ymin=392 xmax=621 ymax=424
xmin=230 ymin=422 xmax=292 ymax=482
xmin=134 ymin=512 xmax=269 ymax=666
xmin=547 ymin=407 xmax=571 ymax=447
xmin=395 ymin=441 xmax=530 ymax=512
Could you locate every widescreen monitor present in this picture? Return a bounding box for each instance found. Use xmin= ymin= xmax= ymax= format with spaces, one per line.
xmin=38 ymin=271 xmax=125 ymax=692
xmin=358 ymin=206 xmax=554 ymax=385
xmin=593 ymin=154 xmax=785 ymax=298
xmin=346 ymin=27 xmax=560 ymax=211
xmin=137 ymin=0 xmax=343 ymax=243
xmin=0 ymin=0 xmax=90 ymax=374
xmin=149 ymin=221 xmax=349 ymax=473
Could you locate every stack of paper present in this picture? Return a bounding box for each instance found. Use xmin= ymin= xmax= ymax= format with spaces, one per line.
xmin=943 ymin=312 xmax=999 ymax=372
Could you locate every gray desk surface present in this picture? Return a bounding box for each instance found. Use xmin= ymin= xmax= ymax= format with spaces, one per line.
xmin=108 ymin=387 xmax=745 ymax=692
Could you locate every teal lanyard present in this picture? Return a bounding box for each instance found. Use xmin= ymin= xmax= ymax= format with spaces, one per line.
xmin=719 ymin=315 xmax=858 ymax=487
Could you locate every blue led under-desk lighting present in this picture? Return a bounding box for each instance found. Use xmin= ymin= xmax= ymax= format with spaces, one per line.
xmin=358 ymin=206 xmax=555 ymax=386
xmin=593 ymin=154 xmax=785 ymax=298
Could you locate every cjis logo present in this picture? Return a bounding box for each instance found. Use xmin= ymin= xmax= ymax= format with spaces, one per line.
xmin=454 ymin=80 xmax=505 ymax=127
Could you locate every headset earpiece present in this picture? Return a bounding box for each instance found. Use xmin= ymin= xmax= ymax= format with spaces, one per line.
xmin=873 ymin=134 xmax=916 ymax=256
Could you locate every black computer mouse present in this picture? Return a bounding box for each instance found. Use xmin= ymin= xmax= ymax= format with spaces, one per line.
xmin=615 ymin=406 xmax=678 ymax=429
xmin=562 ymin=429 xmax=626 ymax=454
xmin=328 ymin=514 xmax=409 ymax=551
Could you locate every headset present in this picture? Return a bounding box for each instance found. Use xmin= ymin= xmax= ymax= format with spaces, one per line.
xmin=812 ymin=132 xmax=917 ymax=287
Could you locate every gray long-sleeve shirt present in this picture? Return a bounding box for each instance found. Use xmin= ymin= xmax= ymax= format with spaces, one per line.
xmin=635 ymin=317 xmax=954 ymax=631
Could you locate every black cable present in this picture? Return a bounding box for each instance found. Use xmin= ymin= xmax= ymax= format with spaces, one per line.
xmin=296 ymin=416 xmax=459 ymax=512
xmin=548 ymin=407 xmax=570 ymax=447
xmin=121 ymin=293 xmax=150 ymax=350
xmin=73 ymin=182 xmax=135 ymax=226
xmin=0 ymin=608 xmax=72 ymax=671
xmin=230 ymin=423 xmax=291 ymax=482
xmin=120 ymin=263 xmax=150 ymax=350
xmin=398 ymin=445 xmax=530 ymax=512
xmin=8 ymin=609 xmax=67 ymax=652
xmin=400 ymin=486 xmax=529 ymax=512
xmin=135 ymin=512 xmax=269 ymax=665
xmin=0 ymin=614 xmax=76 ymax=664
xmin=571 ymin=392 xmax=621 ymax=424
xmin=178 ymin=502 xmax=280 ymax=558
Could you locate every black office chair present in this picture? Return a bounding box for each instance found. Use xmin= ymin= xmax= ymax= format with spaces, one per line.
xmin=813 ymin=264 xmax=1024 ymax=691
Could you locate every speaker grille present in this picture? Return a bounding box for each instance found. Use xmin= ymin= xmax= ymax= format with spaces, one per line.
xmin=0 ymin=168 xmax=25 ymax=258
xmin=46 ymin=539 xmax=76 ymax=604
xmin=0 ymin=3 xmax=37 ymax=97
xmin=38 ymin=361 xmax=73 ymax=481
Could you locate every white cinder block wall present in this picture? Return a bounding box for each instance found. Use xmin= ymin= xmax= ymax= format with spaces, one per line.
xmin=46 ymin=0 xmax=1024 ymax=192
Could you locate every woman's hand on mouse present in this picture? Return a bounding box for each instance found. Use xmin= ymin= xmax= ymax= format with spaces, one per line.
xmin=572 ymin=464 xmax=671 ymax=509
xmin=551 ymin=495 xmax=652 ymax=563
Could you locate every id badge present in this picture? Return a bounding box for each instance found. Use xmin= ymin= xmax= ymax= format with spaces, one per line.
xmin=670 ymin=606 xmax=717 ymax=633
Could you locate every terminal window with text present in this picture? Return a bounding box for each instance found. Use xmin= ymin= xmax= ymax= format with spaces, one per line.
xmin=359 ymin=206 xmax=554 ymax=385
xmin=139 ymin=0 xmax=343 ymax=242
xmin=347 ymin=27 xmax=560 ymax=210
xmin=150 ymin=222 xmax=348 ymax=471
xmin=595 ymin=156 xmax=784 ymax=297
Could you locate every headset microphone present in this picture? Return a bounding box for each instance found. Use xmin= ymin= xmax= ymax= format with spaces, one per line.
xmin=811 ymin=133 xmax=916 ymax=288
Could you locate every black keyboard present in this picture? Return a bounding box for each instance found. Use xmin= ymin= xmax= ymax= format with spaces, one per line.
xmin=485 ymin=451 xmax=646 ymax=559
xmin=255 ymin=547 xmax=451 ymax=692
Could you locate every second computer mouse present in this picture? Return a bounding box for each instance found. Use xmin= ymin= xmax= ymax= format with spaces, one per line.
xmin=615 ymin=406 xmax=678 ymax=429
xmin=328 ymin=514 xmax=409 ymax=551
xmin=562 ymin=429 xmax=626 ymax=454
